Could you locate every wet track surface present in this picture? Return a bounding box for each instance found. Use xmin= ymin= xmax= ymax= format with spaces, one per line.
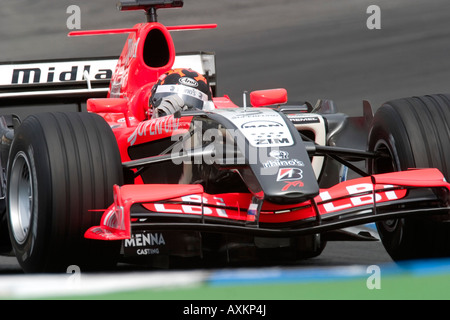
xmin=1 ymin=0 xmax=449 ymax=273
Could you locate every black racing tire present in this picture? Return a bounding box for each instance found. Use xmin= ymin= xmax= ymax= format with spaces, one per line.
xmin=368 ymin=94 xmax=450 ymax=261
xmin=6 ymin=112 xmax=123 ymax=273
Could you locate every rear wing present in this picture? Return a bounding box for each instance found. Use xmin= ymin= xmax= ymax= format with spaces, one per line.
xmin=0 ymin=52 xmax=216 ymax=120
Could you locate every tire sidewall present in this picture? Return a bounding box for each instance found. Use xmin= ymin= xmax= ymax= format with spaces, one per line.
xmin=7 ymin=121 xmax=53 ymax=272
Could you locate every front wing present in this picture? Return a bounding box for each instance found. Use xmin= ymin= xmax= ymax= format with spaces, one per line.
xmin=85 ymin=168 xmax=450 ymax=242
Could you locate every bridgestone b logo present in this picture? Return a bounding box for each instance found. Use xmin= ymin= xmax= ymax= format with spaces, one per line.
xmin=276 ymin=168 xmax=303 ymax=181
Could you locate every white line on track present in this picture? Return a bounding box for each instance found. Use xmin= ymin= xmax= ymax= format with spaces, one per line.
xmin=0 ymin=270 xmax=208 ymax=299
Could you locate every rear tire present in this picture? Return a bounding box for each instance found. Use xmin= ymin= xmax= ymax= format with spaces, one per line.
xmin=6 ymin=112 xmax=123 ymax=273
xmin=368 ymin=94 xmax=450 ymax=261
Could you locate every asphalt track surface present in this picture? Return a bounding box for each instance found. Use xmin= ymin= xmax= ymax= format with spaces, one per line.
xmin=0 ymin=0 xmax=449 ymax=277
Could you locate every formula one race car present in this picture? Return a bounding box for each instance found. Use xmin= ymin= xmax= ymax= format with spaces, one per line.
xmin=0 ymin=1 xmax=450 ymax=273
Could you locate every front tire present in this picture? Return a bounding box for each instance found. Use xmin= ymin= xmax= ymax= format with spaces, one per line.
xmin=7 ymin=112 xmax=123 ymax=273
xmin=368 ymin=94 xmax=450 ymax=261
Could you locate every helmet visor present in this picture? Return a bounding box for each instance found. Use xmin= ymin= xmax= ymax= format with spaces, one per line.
xmin=152 ymin=84 xmax=209 ymax=110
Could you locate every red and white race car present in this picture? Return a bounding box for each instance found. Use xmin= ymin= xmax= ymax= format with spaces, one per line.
xmin=0 ymin=0 xmax=449 ymax=273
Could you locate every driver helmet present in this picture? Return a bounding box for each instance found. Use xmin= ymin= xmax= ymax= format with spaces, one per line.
xmin=149 ymin=68 xmax=213 ymax=112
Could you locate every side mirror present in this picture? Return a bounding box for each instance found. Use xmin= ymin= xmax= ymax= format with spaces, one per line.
xmin=87 ymin=98 xmax=130 ymax=126
xmin=250 ymin=88 xmax=287 ymax=107
xmin=87 ymin=98 xmax=128 ymax=114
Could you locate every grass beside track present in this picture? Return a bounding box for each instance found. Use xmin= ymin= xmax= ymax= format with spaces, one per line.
xmin=45 ymin=272 xmax=450 ymax=300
